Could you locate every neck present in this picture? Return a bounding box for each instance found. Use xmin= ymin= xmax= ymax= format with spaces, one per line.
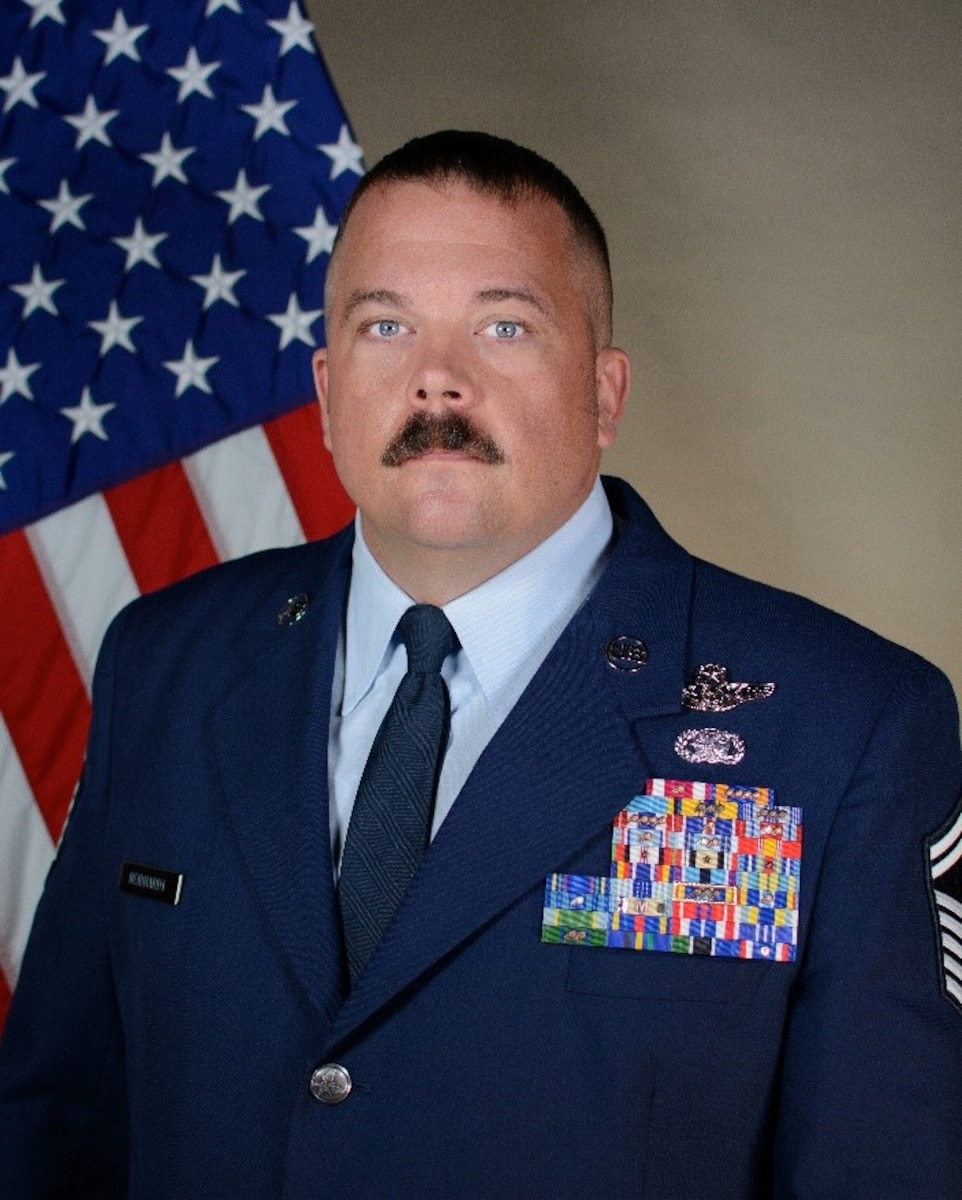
xmin=363 ymin=538 xmax=537 ymax=606
xmin=356 ymin=480 xmax=603 ymax=605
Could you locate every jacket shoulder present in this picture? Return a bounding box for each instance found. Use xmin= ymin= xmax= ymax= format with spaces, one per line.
xmin=103 ymin=526 xmax=353 ymax=660
xmin=690 ymin=555 xmax=952 ymax=707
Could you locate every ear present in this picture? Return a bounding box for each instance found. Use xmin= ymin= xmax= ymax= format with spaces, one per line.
xmin=594 ymin=346 xmax=630 ymax=449
xmin=312 ymin=347 xmax=333 ymax=452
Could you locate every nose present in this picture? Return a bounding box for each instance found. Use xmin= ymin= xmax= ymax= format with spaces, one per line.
xmin=408 ymin=335 xmax=473 ymax=409
xmin=415 ymin=385 xmax=461 ymax=402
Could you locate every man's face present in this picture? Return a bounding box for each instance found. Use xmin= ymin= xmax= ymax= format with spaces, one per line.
xmin=313 ymin=179 xmax=628 ymax=597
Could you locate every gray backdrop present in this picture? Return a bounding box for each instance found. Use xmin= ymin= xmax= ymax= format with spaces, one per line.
xmin=307 ymin=0 xmax=962 ymax=699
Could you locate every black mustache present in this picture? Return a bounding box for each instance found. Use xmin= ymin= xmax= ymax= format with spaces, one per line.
xmin=381 ymin=412 xmax=506 ymax=467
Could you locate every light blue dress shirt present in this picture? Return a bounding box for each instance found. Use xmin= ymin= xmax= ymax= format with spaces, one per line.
xmin=328 ymin=477 xmax=614 ymax=871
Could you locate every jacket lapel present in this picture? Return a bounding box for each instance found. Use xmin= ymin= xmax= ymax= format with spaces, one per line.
xmin=328 ymin=486 xmax=694 ymax=1045
xmin=210 ymin=532 xmax=352 ymax=1025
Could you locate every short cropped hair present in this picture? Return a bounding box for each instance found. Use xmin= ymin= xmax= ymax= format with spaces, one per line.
xmin=329 ymin=130 xmax=614 ymax=346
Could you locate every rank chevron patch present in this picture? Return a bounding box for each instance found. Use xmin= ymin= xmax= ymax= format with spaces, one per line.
xmin=928 ymin=800 xmax=962 ymax=1013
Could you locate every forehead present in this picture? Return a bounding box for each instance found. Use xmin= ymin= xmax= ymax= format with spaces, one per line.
xmin=328 ymin=179 xmax=581 ymax=298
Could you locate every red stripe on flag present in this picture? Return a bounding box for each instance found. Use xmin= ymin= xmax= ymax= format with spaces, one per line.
xmin=264 ymin=403 xmax=354 ymax=541
xmin=0 ymin=531 xmax=90 ymax=841
xmin=105 ymin=461 xmax=220 ymax=595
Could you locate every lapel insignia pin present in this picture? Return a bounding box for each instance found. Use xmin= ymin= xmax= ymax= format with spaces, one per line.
xmin=675 ymin=727 xmax=746 ymax=765
xmin=605 ymin=635 xmax=649 ymax=672
xmin=682 ymin=663 xmax=775 ymax=712
xmin=277 ymin=592 xmax=310 ymax=626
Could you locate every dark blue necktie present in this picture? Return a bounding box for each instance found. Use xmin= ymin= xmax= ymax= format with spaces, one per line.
xmin=339 ymin=604 xmax=459 ymax=986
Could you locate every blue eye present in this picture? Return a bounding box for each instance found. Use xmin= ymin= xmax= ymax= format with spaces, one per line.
xmin=492 ymin=320 xmax=520 ymax=338
xmin=374 ymin=319 xmax=401 ymax=337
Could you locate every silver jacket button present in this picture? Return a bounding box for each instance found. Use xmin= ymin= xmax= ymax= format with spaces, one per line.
xmin=310 ymin=1062 xmax=352 ymax=1105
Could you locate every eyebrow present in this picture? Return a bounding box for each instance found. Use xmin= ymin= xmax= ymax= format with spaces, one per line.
xmin=339 ymin=284 xmax=553 ymax=325
xmin=341 ymin=288 xmax=407 ymax=324
xmin=474 ymin=287 xmax=551 ymax=318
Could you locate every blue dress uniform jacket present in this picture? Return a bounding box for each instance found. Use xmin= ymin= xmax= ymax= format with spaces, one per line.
xmin=1 ymin=477 xmax=961 ymax=1198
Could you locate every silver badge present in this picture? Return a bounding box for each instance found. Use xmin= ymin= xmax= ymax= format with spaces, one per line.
xmin=277 ymin=592 xmax=310 ymax=626
xmin=675 ymin=727 xmax=746 ymax=766
xmin=682 ymin=663 xmax=776 ymax=712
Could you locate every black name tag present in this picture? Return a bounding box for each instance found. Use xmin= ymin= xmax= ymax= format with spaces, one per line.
xmin=119 ymin=861 xmax=183 ymax=906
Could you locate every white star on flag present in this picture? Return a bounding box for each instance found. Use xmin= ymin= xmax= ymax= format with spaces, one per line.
xmin=65 ymin=95 xmax=118 ymax=149
xmin=0 ymin=57 xmax=46 ymax=113
xmin=164 ymin=340 xmax=219 ymax=396
xmin=268 ymin=294 xmax=323 ymax=349
xmin=318 ymin=123 xmax=364 ymax=180
xmin=167 ymin=46 xmax=220 ymax=102
xmin=141 ymin=133 xmax=194 ymax=186
xmin=11 ymin=264 xmax=65 ymax=317
xmin=39 ymin=179 xmax=93 ymax=232
xmin=190 ymin=255 xmax=246 ymax=309
xmin=113 ymin=217 xmax=167 ymax=270
xmin=294 ymin=206 xmax=338 ymax=262
xmin=60 ymin=387 xmax=115 ymax=442
xmin=0 ymin=349 xmax=41 ymax=403
xmin=240 ymin=84 xmax=296 ymax=140
xmin=216 ymin=168 xmax=270 ymax=223
xmin=0 ymin=450 xmax=14 ymax=488
xmin=24 ymin=0 xmax=67 ymax=27
xmin=206 ymin=0 xmax=242 ymax=13
xmin=94 ymin=10 xmax=149 ymax=65
xmin=0 ymin=158 xmax=14 ymax=194
xmin=88 ymin=301 xmax=143 ymax=355
xmin=269 ymin=2 xmax=316 ymax=55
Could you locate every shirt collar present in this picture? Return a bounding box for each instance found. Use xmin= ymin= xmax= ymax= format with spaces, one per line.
xmin=445 ymin=479 xmax=612 ymax=718
xmin=342 ymin=478 xmax=613 ymax=718
xmin=342 ymin=525 xmax=413 ymax=716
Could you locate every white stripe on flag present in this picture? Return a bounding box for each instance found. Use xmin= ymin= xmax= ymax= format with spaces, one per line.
xmin=26 ymin=494 xmax=139 ymax=692
xmin=0 ymin=716 xmax=57 ymax=988
xmin=183 ymin=425 xmax=305 ymax=561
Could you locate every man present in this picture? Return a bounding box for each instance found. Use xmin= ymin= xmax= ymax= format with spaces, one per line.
xmin=1 ymin=131 xmax=960 ymax=1198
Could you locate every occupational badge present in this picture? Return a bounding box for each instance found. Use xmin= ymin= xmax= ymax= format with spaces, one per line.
xmin=682 ymin=663 xmax=776 ymax=712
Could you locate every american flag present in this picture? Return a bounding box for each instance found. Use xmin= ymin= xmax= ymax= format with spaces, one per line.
xmin=0 ymin=0 xmax=359 ymax=1028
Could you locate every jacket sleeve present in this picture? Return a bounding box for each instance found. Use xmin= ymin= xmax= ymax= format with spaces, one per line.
xmin=0 ymin=608 xmax=129 ymax=1197
xmin=774 ymin=662 xmax=962 ymax=1197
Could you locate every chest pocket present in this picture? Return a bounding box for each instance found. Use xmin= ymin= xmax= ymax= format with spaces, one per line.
xmin=565 ymin=939 xmax=772 ymax=1005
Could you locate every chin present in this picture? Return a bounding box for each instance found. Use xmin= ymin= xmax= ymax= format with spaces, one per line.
xmin=398 ymin=489 xmax=500 ymax=551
